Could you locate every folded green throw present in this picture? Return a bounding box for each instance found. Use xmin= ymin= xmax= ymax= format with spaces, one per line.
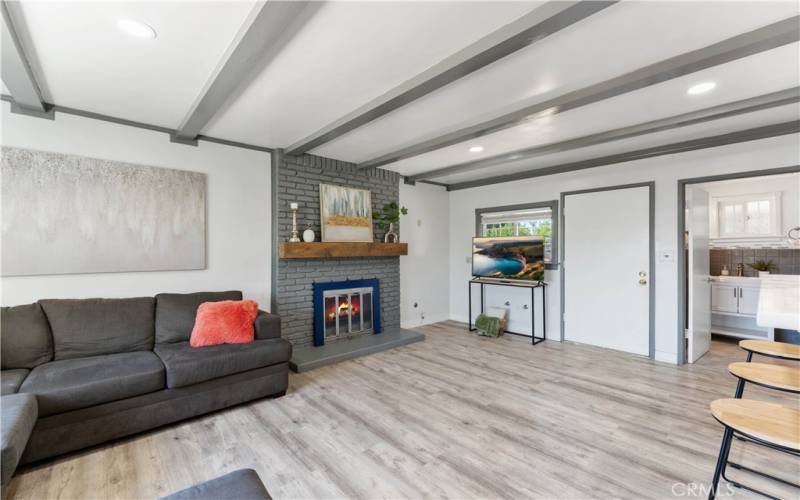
xmin=475 ymin=314 xmax=500 ymax=337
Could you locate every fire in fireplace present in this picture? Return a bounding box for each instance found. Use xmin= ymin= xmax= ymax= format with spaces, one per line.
xmin=313 ymin=278 xmax=381 ymax=346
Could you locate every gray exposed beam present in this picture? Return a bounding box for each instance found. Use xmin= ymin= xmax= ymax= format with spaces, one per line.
xmin=286 ymin=1 xmax=617 ymax=155
xmin=360 ymin=16 xmax=800 ymax=170
xmin=447 ymin=120 xmax=800 ymax=191
xmin=0 ymin=94 xmax=274 ymax=153
xmin=172 ymin=1 xmax=321 ymax=145
xmin=0 ymin=1 xmax=51 ymax=117
xmin=410 ymin=87 xmax=800 ymax=181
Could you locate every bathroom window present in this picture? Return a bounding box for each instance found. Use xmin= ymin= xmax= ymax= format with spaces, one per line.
xmin=476 ymin=201 xmax=558 ymax=267
xmin=711 ymin=192 xmax=781 ymax=238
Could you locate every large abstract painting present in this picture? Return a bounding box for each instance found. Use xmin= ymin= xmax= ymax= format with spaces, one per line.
xmin=319 ymin=183 xmax=373 ymax=242
xmin=1 ymin=147 xmax=206 ymax=276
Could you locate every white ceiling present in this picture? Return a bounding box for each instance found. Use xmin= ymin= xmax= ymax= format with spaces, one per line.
xmin=309 ymin=1 xmax=800 ymax=164
xmin=2 ymin=0 xmax=799 ymax=186
xmin=202 ymin=1 xmax=540 ymax=146
xmin=387 ymin=42 xmax=800 ymax=177
xmin=11 ymin=0 xmax=256 ymax=127
xmin=434 ymin=103 xmax=800 ymax=185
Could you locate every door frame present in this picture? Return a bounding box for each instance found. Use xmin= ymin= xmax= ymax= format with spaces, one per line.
xmin=676 ymin=165 xmax=800 ymax=365
xmin=560 ymin=182 xmax=656 ymax=358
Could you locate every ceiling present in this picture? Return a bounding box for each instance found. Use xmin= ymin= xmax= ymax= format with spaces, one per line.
xmin=2 ymin=1 xmax=799 ymax=189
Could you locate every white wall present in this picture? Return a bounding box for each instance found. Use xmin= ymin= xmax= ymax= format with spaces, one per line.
xmin=449 ymin=134 xmax=800 ymax=364
xmin=399 ymin=181 xmax=450 ymax=328
xmin=0 ymin=102 xmax=272 ymax=309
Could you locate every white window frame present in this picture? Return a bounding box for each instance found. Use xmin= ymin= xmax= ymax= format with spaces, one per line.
xmin=710 ymin=192 xmax=782 ymax=239
xmin=475 ymin=201 xmax=558 ymax=268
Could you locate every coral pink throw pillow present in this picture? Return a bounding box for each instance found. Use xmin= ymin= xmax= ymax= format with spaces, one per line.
xmin=190 ymin=300 xmax=259 ymax=347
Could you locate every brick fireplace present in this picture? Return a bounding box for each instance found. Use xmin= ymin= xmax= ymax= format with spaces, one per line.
xmin=275 ymin=152 xmax=400 ymax=348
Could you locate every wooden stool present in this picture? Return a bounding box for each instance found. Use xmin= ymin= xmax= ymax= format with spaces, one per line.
xmin=708 ymin=399 xmax=800 ymax=499
xmin=739 ymin=340 xmax=800 ymax=362
xmin=729 ymin=362 xmax=800 ymax=398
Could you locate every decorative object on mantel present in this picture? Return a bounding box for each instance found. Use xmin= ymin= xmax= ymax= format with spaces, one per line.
xmin=319 ymin=183 xmax=373 ymax=242
xmin=374 ymin=202 xmax=408 ymax=243
xmin=749 ymin=260 xmax=777 ymax=277
xmin=721 ymin=265 xmax=730 ymax=276
xmin=302 ymin=223 xmax=315 ymax=243
xmin=279 ymin=242 xmax=407 ymax=259
xmin=288 ymin=202 xmax=301 ymax=242
xmin=1 ymin=146 xmax=205 ymax=276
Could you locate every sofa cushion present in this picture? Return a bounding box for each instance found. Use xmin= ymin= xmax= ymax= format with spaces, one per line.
xmin=1 ymin=303 xmax=53 ymax=369
xmin=155 ymin=291 xmax=243 ymax=344
xmin=1 ymin=369 xmax=29 ymax=396
xmin=39 ymin=297 xmax=155 ymax=360
xmin=190 ymin=300 xmax=258 ymax=347
xmin=1 ymin=393 xmax=37 ymax=486
xmin=19 ymin=351 xmax=165 ymax=417
xmin=154 ymin=339 xmax=291 ymax=388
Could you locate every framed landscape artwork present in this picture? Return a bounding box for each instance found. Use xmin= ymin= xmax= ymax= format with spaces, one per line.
xmin=319 ymin=183 xmax=373 ymax=242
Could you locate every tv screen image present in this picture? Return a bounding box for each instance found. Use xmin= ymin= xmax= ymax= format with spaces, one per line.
xmin=472 ymin=236 xmax=545 ymax=281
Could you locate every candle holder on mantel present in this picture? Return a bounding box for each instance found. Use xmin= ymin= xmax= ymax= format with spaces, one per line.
xmin=288 ymin=202 xmax=301 ymax=242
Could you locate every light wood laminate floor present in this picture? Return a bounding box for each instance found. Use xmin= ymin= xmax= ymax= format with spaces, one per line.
xmin=7 ymin=322 xmax=799 ymax=499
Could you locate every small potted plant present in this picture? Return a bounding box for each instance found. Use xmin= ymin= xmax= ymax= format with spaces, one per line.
xmin=374 ymin=202 xmax=408 ymax=243
xmin=748 ymin=260 xmax=776 ymax=277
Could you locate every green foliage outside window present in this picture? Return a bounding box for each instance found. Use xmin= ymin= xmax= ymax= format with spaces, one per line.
xmin=484 ymin=220 xmax=551 ymax=239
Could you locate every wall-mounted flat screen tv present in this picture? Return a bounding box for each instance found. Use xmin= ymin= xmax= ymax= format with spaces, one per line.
xmin=472 ymin=236 xmax=545 ymax=281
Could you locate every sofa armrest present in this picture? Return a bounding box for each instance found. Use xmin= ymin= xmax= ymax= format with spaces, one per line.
xmin=254 ymin=310 xmax=281 ymax=340
xmin=1 ymin=393 xmax=37 ymax=486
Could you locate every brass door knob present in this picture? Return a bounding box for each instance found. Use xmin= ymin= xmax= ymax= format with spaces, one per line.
xmin=639 ymin=278 xmax=648 ymax=285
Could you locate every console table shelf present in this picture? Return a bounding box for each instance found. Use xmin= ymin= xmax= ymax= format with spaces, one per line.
xmin=279 ymin=242 xmax=408 ymax=259
xmin=468 ymin=278 xmax=547 ymax=345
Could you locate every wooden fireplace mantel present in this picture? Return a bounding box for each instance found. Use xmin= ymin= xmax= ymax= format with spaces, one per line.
xmin=278 ymin=242 xmax=408 ymax=259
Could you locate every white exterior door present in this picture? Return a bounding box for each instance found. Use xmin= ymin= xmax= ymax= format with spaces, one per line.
xmin=563 ymin=186 xmax=650 ymax=356
xmin=687 ymin=187 xmax=711 ymax=363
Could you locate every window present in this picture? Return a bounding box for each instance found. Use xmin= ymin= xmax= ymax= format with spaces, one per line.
xmin=475 ymin=201 xmax=558 ymax=267
xmin=711 ymin=192 xmax=781 ymax=239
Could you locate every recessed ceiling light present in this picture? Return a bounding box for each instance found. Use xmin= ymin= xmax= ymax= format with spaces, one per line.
xmin=687 ymin=81 xmax=716 ymax=95
xmin=117 ymin=19 xmax=157 ymax=39
xmin=469 ymin=146 xmax=484 ymax=153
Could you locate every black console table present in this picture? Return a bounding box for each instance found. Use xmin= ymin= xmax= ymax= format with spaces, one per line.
xmin=468 ymin=278 xmax=546 ymax=345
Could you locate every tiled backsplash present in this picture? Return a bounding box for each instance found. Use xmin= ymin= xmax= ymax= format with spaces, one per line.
xmin=710 ymin=248 xmax=800 ymax=276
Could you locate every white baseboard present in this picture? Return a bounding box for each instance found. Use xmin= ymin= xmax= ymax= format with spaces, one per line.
xmin=655 ymin=350 xmax=679 ymax=364
xmin=400 ymin=312 xmax=450 ymax=329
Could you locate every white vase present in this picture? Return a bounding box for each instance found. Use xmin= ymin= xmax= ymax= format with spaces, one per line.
xmin=758 ymin=271 xmax=770 ymax=277
xmin=384 ymin=222 xmax=398 ymax=243
xmin=302 ymin=227 xmax=315 ymax=243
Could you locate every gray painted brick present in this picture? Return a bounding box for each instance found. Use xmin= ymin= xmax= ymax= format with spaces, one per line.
xmin=275 ymin=153 xmax=401 ymax=346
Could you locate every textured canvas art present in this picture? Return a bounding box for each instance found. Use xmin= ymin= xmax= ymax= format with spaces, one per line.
xmin=1 ymin=147 xmax=206 ymax=276
xmin=319 ymin=183 xmax=373 ymax=242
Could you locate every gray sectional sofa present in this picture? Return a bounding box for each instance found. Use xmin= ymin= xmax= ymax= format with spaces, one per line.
xmin=0 ymin=290 xmax=290 ymax=474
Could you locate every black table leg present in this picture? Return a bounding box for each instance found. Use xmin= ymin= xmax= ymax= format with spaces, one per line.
xmin=480 ymin=282 xmax=484 ymax=315
xmin=531 ymin=286 xmax=535 ymax=345
xmin=542 ymin=284 xmax=547 ymax=340
xmin=468 ymin=282 xmax=473 ymax=331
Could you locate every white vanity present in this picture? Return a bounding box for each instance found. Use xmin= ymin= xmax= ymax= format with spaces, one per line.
xmin=710 ymin=276 xmax=774 ymax=340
